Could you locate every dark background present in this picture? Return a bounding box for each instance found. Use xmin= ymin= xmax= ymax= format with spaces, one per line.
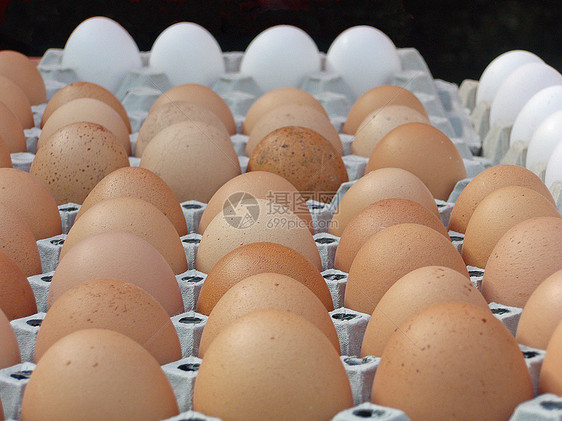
xmin=0 ymin=0 xmax=559 ymax=85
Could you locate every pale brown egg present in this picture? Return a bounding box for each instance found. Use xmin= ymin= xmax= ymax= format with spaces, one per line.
xmin=0 ymin=168 xmax=62 ymax=240
xmin=462 ymin=186 xmax=560 ymax=269
xmin=539 ymin=321 xmax=562 ymax=395
xmin=59 ymin=197 xmax=188 ymax=274
xmin=329 ymin=168 xmax=439 ymax=237
xmin=449 ymin=164 xmax=555 ymax=234
xmin=345 ymin=223 xmax=469 ymax=315
xmin=481 ymin=217 xmax=562 ymax=308
xmin=334 ymin=198 xmax=448 ymax=273
xmin=0 ymin=136 xmax=12 ymax=168
xmin=139 ymin=121 xmax=241 ymax=203
xmin=371 ymin=302 xmax=533 ymax=421
xmin=77 ymin=166 xmax=187 ymax=236
xmin=0 ymin=75 xmax=34 ymax=129
xmin=0 ymin=309 xmax=20 ymax=369
xmin=0 ymin=251 xmax=37 ymax=320
xmin=193 ymin=310 xmax=353 ymax=420
xmin=0 ymin=50 xmax=46 ymax=105
xmin=21 ymin=329 xmax=179 ymax=420
xmin=0 ymin=101 xmax=26 ymax=152
xmin=48 ymin=231 xmax=184 ymax=315
xmin=197 ymin=242 xmax=333 ymax=314
xmin=246 ymin=103 xmax=343 ymax=156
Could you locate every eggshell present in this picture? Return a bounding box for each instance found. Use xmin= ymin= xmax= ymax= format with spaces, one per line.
xmin=345 ymin=223 xmax=469 ymax=315
xmin=199 ymin=273 xmax=339 ymax=356
xmin=0 ymin=309 xmax=20 ymax=369
xmin=481 ymin=217 xmax=562 ymax=308
xmin=539 ymin=321 xmax=562 ymax=395
xmin=59 ymin=197 xmax=188 ymax=274
xmin=21 ymin=329 xmax=179 ymax=421
xmin=197 ymin=242 xmax=332 ymax=314
xmin=193 ymin=310 xmax=353 ymax=420
xmin=329 ymin=168 xmax=439 ymax=237
xmin=0 ymin=50 xmax=46 ymax=105
xmin=526 ymin=110 xmax=562 ymax=175
xmin=0 ymin=75 xmax=33 ymax=128
xmin=247 ymin=126 xmax=348 ymax=202
xmin=0 ymin=136 xmax=12 ymax=168
xmin=48 ymin=231 xmax=184 ymax=315
xmin=334 ymin=198 xmax=448 ymax=273
xmin=371 ymin=302 xmax=533 ymax=420
xmin=0 ymin=250 xmax=37 ymax=320
xmin=449 ymin=164 xmax=555 ymax=234
xmin=545 ymin=139 xmax=562 ymax=187
xmin=0 ymin=168 xmax=62 ymax=240
xmin=461 ymin=186 xmax=560 ymax=269
xmin=77 ymin=166 xmax=187 ymax=236
xmin=0 ymin=101 xmax=26 ymax=152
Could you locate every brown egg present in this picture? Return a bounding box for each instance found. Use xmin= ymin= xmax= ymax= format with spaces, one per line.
xmin=139 ymin=121 xmax=241 ymax=203
xmin=41 ymin=81 xmax=132 ymax=132
xmin=197 ymin=242 xmax=332 ymax=315
xmin=361 ymin=266 xmax=489 ymax=357
xmin=77 ymin=166 xmax=187 ymax=236
xmin=516 ymin=269 xmax=562 ymax=349
xmin=135 ymin=101 xmax=228 ymax=158
xmin=0 ymin=75 xmax=34 ymax=129
xmin=0 ymin=101 xmax=26 ymax=152
xmin=345 ymin=223 xmax=469 ymax=315
xmin=329 ymin=168 xmax=439 ymax=237
xmin=199 ymin=273 xmax=339 ymax=357
xmin=21 ymin=329 xmax=179 ymax=420
xmin=0 ymin=251 xmax=37 ymax=320
xmin=539 ymin=321 xmax=562 ymax=395
xmin=0 ymin=136 xmax=12 ymax=168
xmin=0 ymin=50 xmax=46 ymax=105
xmin=334 ymin=199 xmax=448 ymax=272
xmin=481 ymin=217 xmax=562 ymax=308
xmin=0 ymin=168 xmax=62 ymax=240
xmin=199 ymin=171 xmax=313 ymax=234
xmin=344 ymin=85 xmax=428 ymax=135
xmin=243 ymin=87 xmax=328 ymax=135
xmin=246 ymin=103 xmax=343 ymax=156
xmin=30 ymin=122 xmax=130 ymax=205
xmin=48 ymin=231 xmax=183 ymax=315
xmin=247 ymin=126 xmax=348 ymax=202
xmin=193 ymin=310 xmax=353 ymax=420
xmin=38 ymin=98 xmax=131 ymax=155
xmin=371 ymin=302 xmax=533 ymax=421
xmin=149 ymin=84 xmax=236 ymax=134
xmin=462 ymin=186 xmax=560 ymax=269
xmin=59 ymin=197 xmax=188 ymax=274
xmin=0 ymin=309 xmax=20 ymax=369
xmin=449 ymin=164 xmax=556 ymax=234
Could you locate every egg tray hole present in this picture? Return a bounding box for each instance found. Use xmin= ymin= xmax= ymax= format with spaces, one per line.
xmin=343 ymin=357 xmax=371 ymax=366
xmin=40 ymin=275 xmax=53 ymax=283
xmin=315 ymin=237 xmax=337 ymax=244
xmin=50 ymin=238 xmax=65 ymax=246
xmin=352 ymin=408 xmax=386 ymax=418
xmin=59 ymin=206 xmax=79 ymax=212
xmin=26 ymin=319 xmax=43 ymax=327
xmin=182 ymin=238 xmax=201 ymax=244
xmin=182 ymin=204 xmax=203 ymax=210
xmin=541 ymin=400 xmax=562 ymax=411
xmin=324 ymin=273 xmax=346 ymax=281
xmin=10 ymin=370 xmax=33 ymax=381
xmin=178 ymin=316 xmax=203 ymax=325
xmin=177 ymin=363 xmax=200 ymax=372
xmin=469 ymin=270 xmax=484 ymax=277
xmin=332 ymin=313 xmax=357 ymax=321
xmin=449 ymin=236 xmax=464 ymax=242
xmin=490 ymin=308 xmax=510 ymax=315
xmin=522 ymin=351 xmax=540 ymax=359
xmin=181 ymin=275 xmax=204 ymax=283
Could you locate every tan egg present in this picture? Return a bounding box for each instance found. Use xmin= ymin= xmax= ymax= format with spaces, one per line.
xmin=345 ymin=223 xmax=469 ymax=315
xmin=0 ymin=136 xmax=12 ymax=168
xmin=0 ymin=309 xmax=20 ymax=369
xmin=196 ymin=198 xmax=322 ymax=273
xmin=351 ymin=105 xmax=429 ymax=157
xmin=247 ymin=126 xmax=348 ymax=203
xmin=38 ymin=97 xmax=131 ymax=155
xmin=77 ymin=166 xmax=187 ymax=236
xmin=0 ymin=50 xmax=46 ymax=105
xmin=516 ymin=270 xmax=562 ymax=349
xmin=344 ymin=85 xmax=428 ymax=135
xmin=371 ymin=302 xmax=533 ymax=421
xmin=329 ymin=168 xmax=439 ymax=237
xmin=30 ymin=122 xmax=130 ymax=205
xmin=48 ymin=231 xmax=183 ymax=315
xmin=0 ymin=168 xmax=62 ymax=240
xmin=193 ymin=310 xmax=353 ymax=420
xmin=246 ymin=103 xmax=343 ymax=156
xmin=0 ymin=101 xmax=26 ymax=152
xmin=361 ymin=266 xmax=489 ymax=357
xmin=0 ymin=251 xmax=37 ymax=320
xmin=481 ymin=217 xmax=562 ymax=308
xmin=59 ymin=197 xmax=188 ymax=274
xmin=462 ymin=186 xmax=560 ymax=269
xmin=41 ymin=81 xmax=132 ymax=132
xmin=199 ymin=171 xmax=313 ymax=234
xmin=449 ymin=164 xmax=555 ymax=234
xmin=366 ymin=122 xmax=467 ymax=200
xmin=21 ymin=329 xmax=179 ymax=421
xmin=139 ymin=121 xmax=241 ymax=203
xmin=135 ymin=101 xmax=228 ymax=157
xmin=0 ymin=75 xmax=34 ymax=129
xmin=334 ymin=199 xmax=448 ymax=272
xmin=199 ymin=273 xmax=339 ymax=357
xmin=243 ymin=87 xmax=328 ymax=135
xmin=540 ymin=321 xmax=562 ymax=395
xmin=197 ymin=242 xmax=332 ymax=315
xmin=149 ymin=84 xmax=236 ymax=134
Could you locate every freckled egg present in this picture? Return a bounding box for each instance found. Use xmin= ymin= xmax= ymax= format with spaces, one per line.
xmin=0 ymin=251 xmax=37 ymax=320
xmin=0 ymin=309 xmax=20 ymax=369
xmin=0 ymin=101 xmax=26 ymax=152
xmin=539 ymin=321 xmax=562 ymax=395
xmin=0 ymin=75 xmax=33 ymax=129
xmin=0 ymin=50 xmax=46 ymax=105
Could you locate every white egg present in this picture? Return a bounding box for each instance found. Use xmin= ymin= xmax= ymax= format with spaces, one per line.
xmin=325 ymin=25 xmax=401 ymax=100
xmin=476 ymin=50 xmax=543 ymax=105
xmin=62 ymin=16 xmax=142 ymax=93
xmin=149 ymin=22 xmax=225 ymax=87
xmin=239 ymin=25 xmax=321 ymax=93
xmin=545 ymin=138 xmax=562 ymax=188
xmin=527 ymin=110 xmax=562 ymax=175
xmin=490 ymin=62 xmax=562 ymax=126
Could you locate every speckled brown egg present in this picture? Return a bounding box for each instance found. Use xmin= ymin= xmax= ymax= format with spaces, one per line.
xmin=0 ymin=75 xmax=33 ymax=129
xmin=0 ymin=50 xmax=46 ymax=105
xmin=0 ymin=309 xmax=20 ymax=369
xmin=0 ymin=250 xmax=37 ymax=320
xmin=539 ymin=321 xmax=562 ymax=395
xmin=0 ymin=101 xmax=26 ymax=152
xmin=0 ymin=136 xmax=12 ymax=168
